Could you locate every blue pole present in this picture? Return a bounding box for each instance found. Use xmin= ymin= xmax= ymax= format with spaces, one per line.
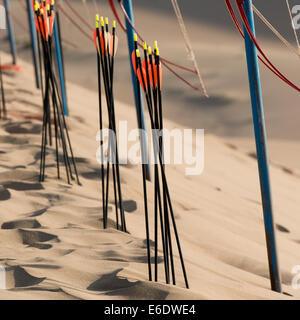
xmin=53 ymin=14 xmax=68 ymax=116
xmin=243 ymin=0 xmax=281 ymax=293
xmin=3 ymin=0 xmax=17 ymax=65
xmin=123 ymin=0 xmax=151 ymax=181
xmin=26 ymin=0 xmax=40 ymax=89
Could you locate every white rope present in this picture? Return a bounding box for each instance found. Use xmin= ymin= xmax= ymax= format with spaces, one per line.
xmin=170 ymin=0 xmax=208 ymax=97
xmin=285 ymin=0 xmax=300 ymax=54
xmin=253 ymin=4 xmax=300 ymax=58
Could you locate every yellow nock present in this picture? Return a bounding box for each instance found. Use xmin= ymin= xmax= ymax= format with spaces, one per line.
xmin=105 ymin=17 xmax=109 ymax=25
xmin=154 ymin=40 xmax=158 ymax=50
xmin=113 ymin=20 xmax=116 ymax=28
xmin=133 ymin=33 xmax=137 ymax=42
xmin=34 ymin=1 xmax=39 ymax=12
xmin=100 ymin=16 xmax=104 ymax=27
xmin=52 ymin=0 xmax=55 ymax=5
xmin=136 ymin=49 xmax=140 ymax=58
xmin=96 ymin=15 xmax=99 ymax=28
xmin=148 ymin=46 xmax=152 ymax=55
xmin=143 ymin=42 xmax=147 ymax=50
xmin=47 ymin=4 xmax=50 ymax=11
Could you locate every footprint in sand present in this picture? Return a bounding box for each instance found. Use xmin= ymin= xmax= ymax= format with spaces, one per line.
xmin=276 ymin=224 xmax=290 ymax=233
xmin=90 ymin=271 xmax=169 ymax=299
xmin=123 ymin=200 xmax=137 ymax=213
xmin=81 ymin=167 xmax=106 ymax=180
xmin=0 ymin=186 xmax=11 ymax=201
xmin=4 ymin=121 xmax=41 ymax=135
xmin=29 ymin=207 xmax=48 ymax=217
xmin=1 ymin=219 xmax=41 ymax=230
xmin=0 ymin=170 xmax=39 ymax=182
xmin=1 ymin=265 xmax=45 ymax=289
xmin=3 ymin=181 xmax=44 ymax=191
xmin=87 ymin=268 xmax=138 ymax=292
xmin=18 ymin=229 xmax=60 ymax=250
xmin=0 ymin=136 xmax=30 ymax=145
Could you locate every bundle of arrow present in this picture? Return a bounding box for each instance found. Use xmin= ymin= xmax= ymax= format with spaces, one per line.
xmin=132 ymin=37 xmax=189 ymax=289
xmin=33 ymin=0 xmax=80 ymax=185
xmin=93 ymin=16 xmax=126 ymax=233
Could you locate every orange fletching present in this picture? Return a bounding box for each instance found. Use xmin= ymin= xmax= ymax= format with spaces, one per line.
xmin=131 ymin=50 xmax=137 ymax=74
xmin=42 ymin=12 xmax=49 ymax=40
xmin=158 ymin=64 xmax=162 ymax=90
xmin=137 ymin=66 xmax=148 ymax=92
xmin=38 ymin=16 xmax=45 ymax=39
xmin=35 ymin=17 xmax=41 ymax=34
xmin=148 ymin=64 xmax=154 ymax=89
xmin=153 ymin=62 xmax=158 ymax=88
xmin=93 ymin=29 xmax=98 ymax=51
xmin=49 ymin=12 xmax=55 ymax=36
xmin=100 ymin=31 xmax=105 ymax=55
xmin=142 ymin=59 xmax=153 ymax=89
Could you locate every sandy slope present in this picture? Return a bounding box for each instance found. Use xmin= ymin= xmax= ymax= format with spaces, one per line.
xmin=0 ymin=52 xmax=300 ymax=300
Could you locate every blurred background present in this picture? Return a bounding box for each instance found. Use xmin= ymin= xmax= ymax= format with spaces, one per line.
xmin=1 ymin=0 xmax=300 ymax=170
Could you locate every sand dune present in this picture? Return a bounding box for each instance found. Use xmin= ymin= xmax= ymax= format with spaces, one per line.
xmin=0 ymin=51 xmax=300 ymax=299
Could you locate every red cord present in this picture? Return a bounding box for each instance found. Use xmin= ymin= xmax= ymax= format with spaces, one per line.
xmin=57 ymin=4 xmax=93 ymax=42
xmin=236 ymin=0 xmax=300 ymax=91
xmin=64 ymin=0 xmax=93 ymax=32
xmin=224 ymin=0 xmax=295 ymax=85
xmin=225 ymin=0 xmax=300 ymax=92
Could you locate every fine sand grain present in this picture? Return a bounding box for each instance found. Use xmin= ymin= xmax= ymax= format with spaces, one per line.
xmin=0 ymin=51 xmax=300 ymax=299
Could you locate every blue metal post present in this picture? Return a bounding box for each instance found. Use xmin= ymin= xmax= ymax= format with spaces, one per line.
xmin=3 ymin=0 xmax=17 ymax=65
xmin=123 ymin=0 xmax=151 ymax=181
xmin=26 ymin=0 xmax=40 ymax=89
xmin=53 ymin=14 xmax=68 ymax=116
xmin=243 ymin=0 xmax=281 ymax=293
